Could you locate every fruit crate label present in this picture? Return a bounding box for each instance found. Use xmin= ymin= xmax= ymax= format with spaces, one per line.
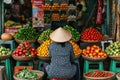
xmin=32 ymin=0 xmax=44 ymax=27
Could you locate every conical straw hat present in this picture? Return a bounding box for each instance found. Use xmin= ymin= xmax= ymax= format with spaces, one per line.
xmin=50 ymin=27 xmax=72 ymax=42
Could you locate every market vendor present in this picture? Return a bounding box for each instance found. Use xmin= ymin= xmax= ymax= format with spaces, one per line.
xmin=45 ymin=27 xmax=79 ymax=79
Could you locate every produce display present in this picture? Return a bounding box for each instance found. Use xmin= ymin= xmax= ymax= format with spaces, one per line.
xmin=4 ymin=20 xmax=15 ymax=27
xmin=84 ymin=70 xmax=114 ymax=77
xmin=69 ymin=41 xmax=82 ymax=55
xmin=15 ymin=67 xmax=38 ymax=79
xmin=60 ymin=14 xmax=68 ymax=21
xmin=60 ymin=4 xmax=68 ymax=10
xmin=51 ymin=3 xmax=59 ymax=10
xmin=1 ymin=33 xmax=13 ymax=40
xmin=44 ymin=3 xmax=51 ymax=10
xmin=105 ymin=41 xmax=120 ymax=56
xmin=38 ymin=29 xmax=53 ymax=42
xmin=81 ymin=27 xmax=103 ymax=41
xmin=52 ymin=13 xmax=60 ymax=21
xmin=37 ymin=40 xmax=53 ymax=57
xmin=14 ymin=27 xmax=38 ymax=40
xmin=82 ymin=45 xmax=107 ymax=58
xmin=44 ymin=14 xmax=51 ymax=24
xmin=37 ymin=40 xmax=81 ymax=57
xmin=13 ymin=42 xmax=37 ymax=57
xmin=64 ymin=25 xmax=80 ymax=41
xmin=0 ymin=46 xmax=11 ymax=56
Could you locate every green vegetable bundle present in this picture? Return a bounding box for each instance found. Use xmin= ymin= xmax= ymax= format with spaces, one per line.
xmin=105 ymin=41 xmax=120 ymax=56
xmin=64 ymin=25 xmax=80 ymax=40
xmin=15 ymin=67 xmax=38 ymax=79
xmin=38 ymin=29 xmax=53 ymax=41
xmin=14 ymin=27 xmax=38 ymax=40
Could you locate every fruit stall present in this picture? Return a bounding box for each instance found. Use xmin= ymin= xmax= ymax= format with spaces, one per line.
xmin=0 ymin=0 xmax=120 ymax=80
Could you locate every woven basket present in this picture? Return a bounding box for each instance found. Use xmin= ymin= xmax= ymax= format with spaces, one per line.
xmin=109 ymin=56 xmax=120 ymax=61
xmin=37 ymin=56 xmax=50 ymax=61
xmin=15 ymin=39 xmax=36 ymax=43
xmin=116 ymin=72 xmax=120 ymax=80
xmin=12 ymin=55 xmax=35 ymax=61
xmin=0 ymin=54 xmax=11 ymax=60
xmin=81 ymin=39 xmax=100 ymax=43
xmin=84 ymin=71 xmax=115 ymax=80
xmin=13 ymin=70 xmax=44 ymax=80
xmin=82 ymin=55 xmax=107 ymax=62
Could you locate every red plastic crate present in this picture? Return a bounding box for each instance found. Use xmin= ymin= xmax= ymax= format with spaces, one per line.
xmin=14 ymin=66 xmax=33 ymax=74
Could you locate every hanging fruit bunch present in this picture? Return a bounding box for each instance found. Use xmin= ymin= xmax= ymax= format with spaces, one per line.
xmin=37 ymin=40 xmax=82 ymax=57
xmin=14 ymin=27 xmax=38 ymax=41
xmin=13 ymin=41 xmax=37 ymax=57
xmin=81 ymin=27 xmax=103 ymax=42
xmin=105 ymin=41 xmax=120 ymax=56
xmin=64 ymin=25 xmax=80 ymax=41
xmin=38 ymin=29 xmax=53 ymax=43
xmin=82 ymin=45 xmax=107 ymax=58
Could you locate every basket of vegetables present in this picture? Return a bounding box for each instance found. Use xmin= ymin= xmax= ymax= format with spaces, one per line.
xmin=12 ymin=42 xmax=37 ymax=61
xmin=13 ymin=67 xmax=44 ymax=80
xmin=82 ymin=45 xmax=107 ymax=61
xmin=84 ymin=70 xmax=115 ymax=80
xmin=14 ymin=27 xmax=38 ymax=43
xmin=81 ymin=27 xmax=103 ymax=43
xmin=37 ymin=29 xmax=53 ymax=44
xmin=64 ymin=25 xmax=80 ymax=42
xmin=105 ymin=41 xmax=120 ymax=61
xmin=0 ymin=46 xmax=12 ymax=60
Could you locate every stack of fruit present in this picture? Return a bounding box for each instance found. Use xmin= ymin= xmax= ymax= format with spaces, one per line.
xmin=105 ymin=41 xmax=120 ymax=56
xmin=64 ymin=25 xmax=80 ymax=41
xmin=51 ymin=3 xmax=59 ymax=10
xmin=60 ymin=4 xmax=68 ymax=10
xmin=44 ymin=3 xmax=51 ymax=10
xmin=82 ymin=45 xmax=107 ymax=60
xmin=37 ymin=40 xmax=81 ymax=58
xmin=0 ymin=46 xmax=12 ymax=59
xmin=51 ymin=13 xmax=60 ymax=21
xmin=81 ymin=27 xmax=103 ymax=42
xmin=12 ymin=42 xmax=37 ymax=60
xmin=37 ymin=40 xmax=53 ymax=57
xmin=37 ymin=29 xmax=53 ymax=43
xmin=60 ymin=14 xmax=68 ymax=21
xmin=14 ymin=27 xmax=38 ymax=43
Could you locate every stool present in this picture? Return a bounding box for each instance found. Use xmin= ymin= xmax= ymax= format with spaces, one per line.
xmin=84 ymin=60 xmax=104 ymax=73
xmin=16 ymin=61 xmax=34 ymax=66
xmin=38 ymin=60 xmax=45 ymax=70
xmin=110 ymin=60 xmax=120 ymax=73
xmin=50 ymin=78 xmax=68 ymax=80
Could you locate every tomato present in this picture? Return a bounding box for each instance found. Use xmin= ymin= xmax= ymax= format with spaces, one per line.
xmin=86 ymin=46 xmax=91 ymax=50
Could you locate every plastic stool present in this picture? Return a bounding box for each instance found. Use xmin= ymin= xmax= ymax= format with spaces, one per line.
xmin=110 ymin=60 xmax=120 ymax=73
xmin=16 ymin=61 xmax=34 ymax=66
xmin=38 ymin=60 xmax=45 ymax=70
xmin=0 ymin=40 xmax=15 ymax=50
xmin=84 ymin=60 xmax=104 ymax=73
xmin=5 ymin=59 xmax=12 ymax=80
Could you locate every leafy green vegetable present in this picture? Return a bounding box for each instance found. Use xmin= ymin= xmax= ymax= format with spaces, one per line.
xmin=14 ymin=26 xmax=38 ymax=40
xmin=64 ymin=25 xmax=80 ymax=40
xmin=15 ymin=67 xmax=38 ymax=79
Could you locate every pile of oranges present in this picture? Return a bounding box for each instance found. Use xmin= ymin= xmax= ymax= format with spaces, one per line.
xmin=37 ymin=40 xmax=82 ymax=57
